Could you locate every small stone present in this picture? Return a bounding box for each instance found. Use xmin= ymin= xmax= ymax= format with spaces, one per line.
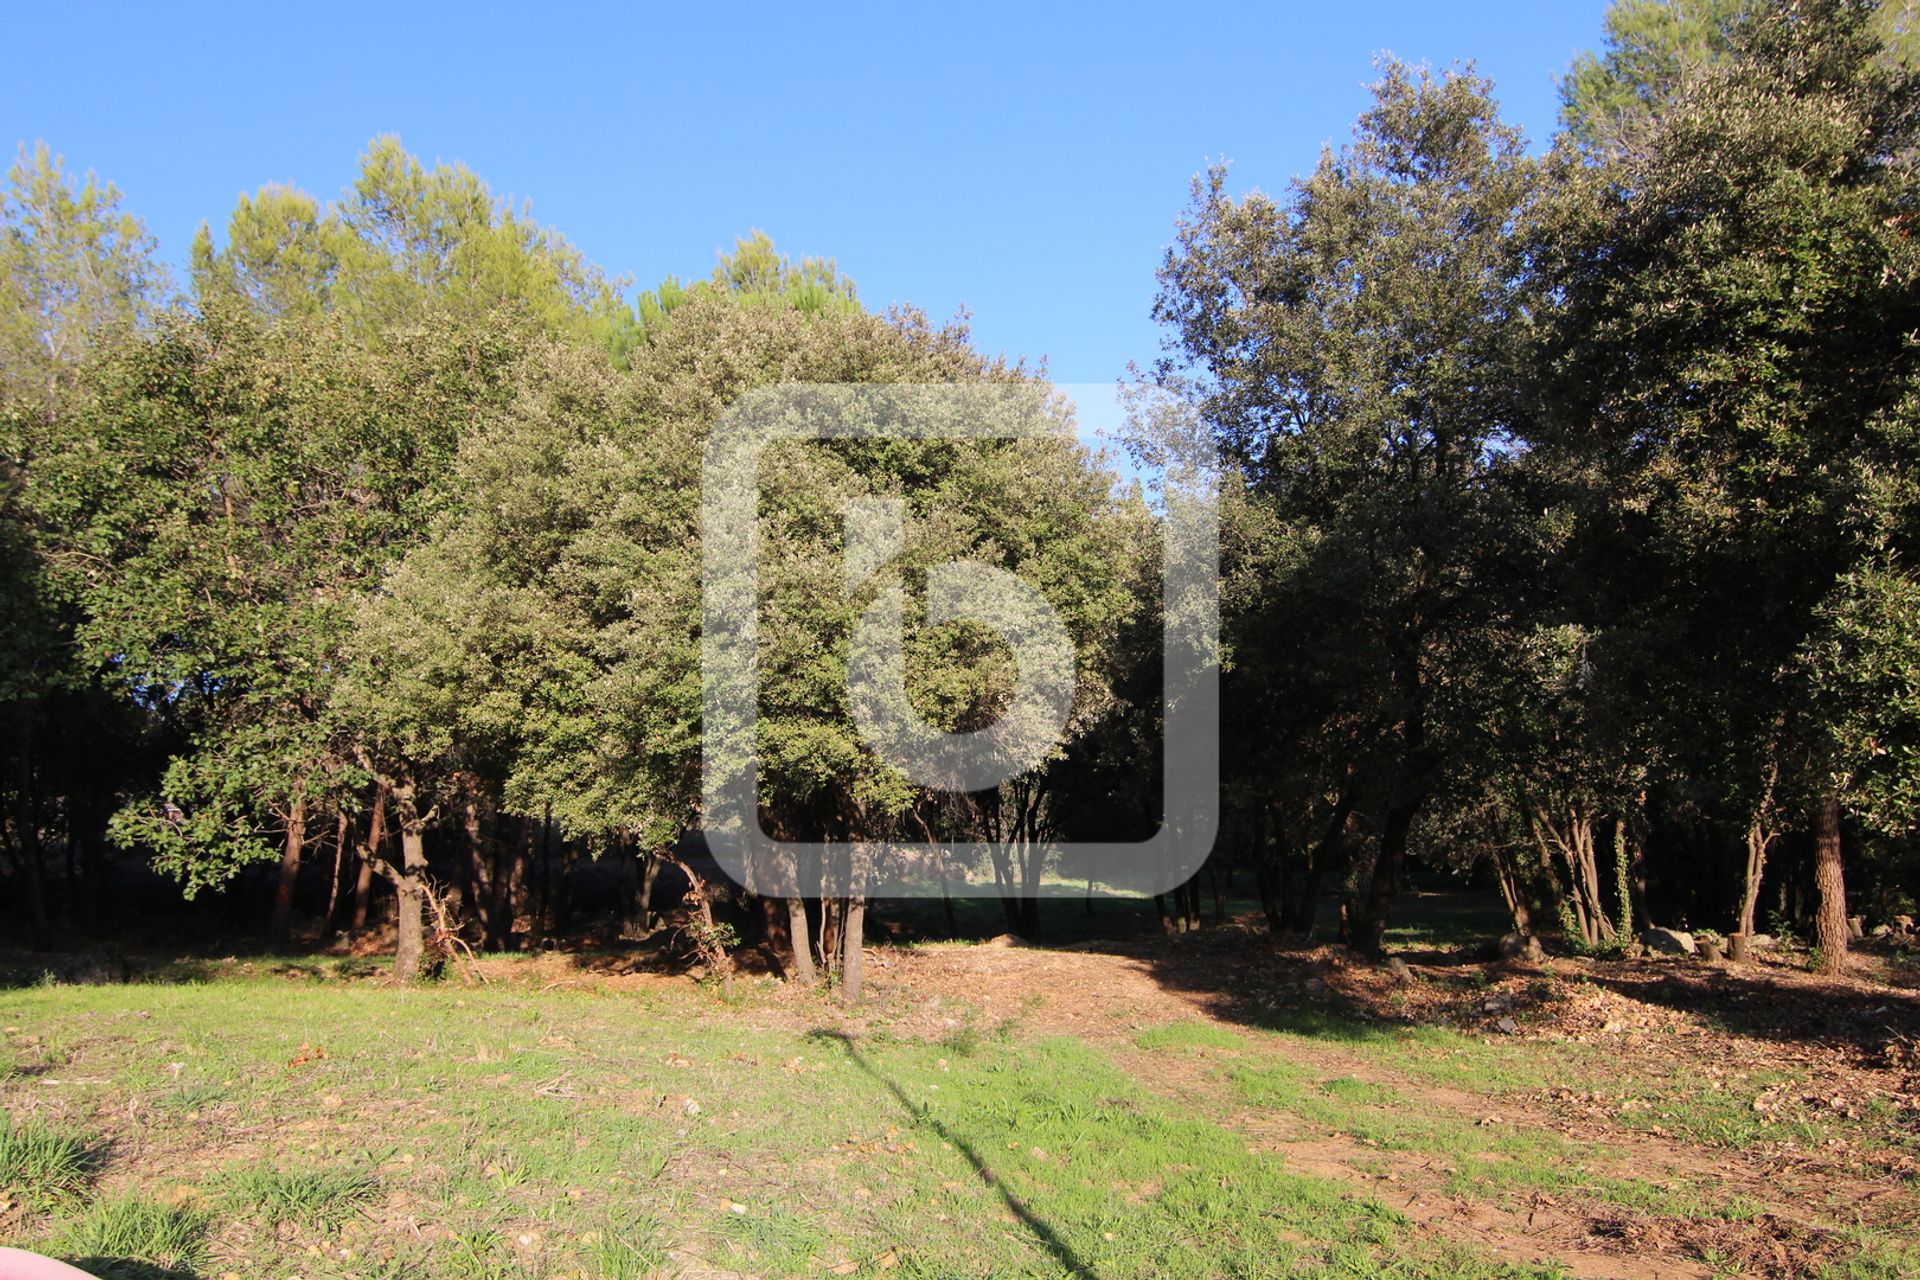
xmin=1495 ymin=1016 xmax=1519 ymax=1035
xmin=1386 ymin=957 xmax=1414 ymax=983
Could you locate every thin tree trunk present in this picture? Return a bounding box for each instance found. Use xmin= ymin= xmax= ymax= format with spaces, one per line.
xmin=532 ymin=806 xmax=550 ymax=939
xmin=459 ymin=787 xmax=494 ymax=949
xmin=352 ymin=785 xmax=387 ymax=933
xmin=1739 ymin=820 xmax=1772 ymax=939
xmin=321 ymin=808 xmax=349 ymax=942
xmin=269 ymin=795 xmax=307 ymax=947
xmin=1814 ymin=795 xmax=1848 ymax=977
xmin=819 ymin=896 xmax=839 ymax=980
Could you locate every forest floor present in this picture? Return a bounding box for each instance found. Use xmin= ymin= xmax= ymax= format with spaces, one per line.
xmin=3 ymin=904 xmax=1919 ymax=1279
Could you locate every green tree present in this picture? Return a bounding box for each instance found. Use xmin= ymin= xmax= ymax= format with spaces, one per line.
xmin=192 ymin=136 xmax=636 ymax=356
xmin=1 ymin=142 xmax=168 ymax=401
xmin=1562 ymin=0 xmax=1918 ymax=149
xmin=357 ymin=290 xmax=1137 ymax=988
xmin=1155 ymin=60 xmax=1542 ymax=957
xmin=1539 ymin=0 xmax=1920 ymax=969
xmin=1 ymin=143 xmax=169 ymax=946
xmin=37 ymin=302 xmax=522 ymax=958
xmin=630 ymin=230 xmax=861 ymax=346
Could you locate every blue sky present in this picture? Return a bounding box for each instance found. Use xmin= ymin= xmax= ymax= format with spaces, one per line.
xmin=6 ymin=1 xmax=1609 ymax=385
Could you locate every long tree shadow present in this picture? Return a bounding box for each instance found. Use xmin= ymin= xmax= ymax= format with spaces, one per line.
xmin=1047 ymin=913 xmax=1920 ymax=1058
xmin=810 ymin=1030 xmax=1101 ymax=1280
xmin=1575 ymin=959 xmax=1920 ymax=1051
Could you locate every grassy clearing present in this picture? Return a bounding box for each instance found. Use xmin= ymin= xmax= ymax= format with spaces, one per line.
xmin=1 ymin=972 xmax=1560 ymax=1280
xmin=1116 ymin=1001 xmax=1920 ymax=1277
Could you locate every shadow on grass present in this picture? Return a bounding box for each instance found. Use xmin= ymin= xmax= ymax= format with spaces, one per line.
xmin=812 ymin=1029 xmax=1101 ymax=1279
xmin=64 ymin=1261 xmax=200 ymax=1280
xmin=1577 ymin=961 xmax=1920 ymax=1051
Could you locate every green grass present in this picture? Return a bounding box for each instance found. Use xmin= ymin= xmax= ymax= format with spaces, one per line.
xmin=9 ymin=939 xmax=1915 ymax=1279
xmin=0 ymin=1113 xmax=97 ymax=1206
xmin=220 ymin=1161 xmax=379 ymax=1228
xmin=1134 ymin=1021 xmax=1246 ymax=1052
xmin=54 ymin=1193 xmax=211 ymax=1278
xmin=0 ymin=970 xmax=1562 ymax=1279
xmin=582 ymin=1209 xmax=670 ymax=1280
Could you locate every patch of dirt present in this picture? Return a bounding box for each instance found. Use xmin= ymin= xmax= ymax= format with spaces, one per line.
xmin=844 ymin=926 xmax=1920 ymax=1279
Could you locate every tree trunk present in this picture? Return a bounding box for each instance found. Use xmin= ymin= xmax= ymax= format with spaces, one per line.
xmin=388 ymin=777 xmax=431 ymax=984
xmin=352 ymin=785 xmax=387 ymax=933
xmin=1814 ymin=794 xmax=1848 ymax=977
xmin=556 ymin=840 xmax=579 ymax=936
xmin=786 ymin=896 xmax=817 ymax=986
xmin=459 ymin=787 xmax=495 ymax=949
xmin=533 ymin=805 xmax=552 ymax=940
xmin=1355 ymin=798 xmax=1421 ymax=959
xmin=1490 ymin=842 xmax=1533 ymax=935
xmin=322 ymin=809 xmax=349 ymax=942
xmin=638 ymin=851 xmax=663 ymax=934
xmin=818 ymin=896 xmax=839 ymax=981
xmin=268 ymin=794 xmax=307 ymax=948
xmin=1252 ymin=806 xmax=1283 ymax=933
xmin=1287 ymin=790 xmax=1356 ymax=937
xmin=1738 ymin=819 xmax=1772 ymax=939
xmin=494 ymin=815 xmax=529 ymax=951
xmin=1017 ymin=894 xmax=1041 ymax=939
xmin=1611 ymin=819 xmax=1634 ymax=939
xmin=1627 ymin=808 xmax=1651 ymax=936
xmin=840 ymin=846 xmax=868 ymax=1006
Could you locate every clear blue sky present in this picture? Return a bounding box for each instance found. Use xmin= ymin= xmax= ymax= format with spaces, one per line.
xmin=5 ymin=1 xmax=1610 ymax=384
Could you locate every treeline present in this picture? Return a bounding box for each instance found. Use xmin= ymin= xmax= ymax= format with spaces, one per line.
xmin=4 ymin=0 xmax=1920 ymax=984
xmin=1177 ymin=0 xmax=1920 ymax=970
